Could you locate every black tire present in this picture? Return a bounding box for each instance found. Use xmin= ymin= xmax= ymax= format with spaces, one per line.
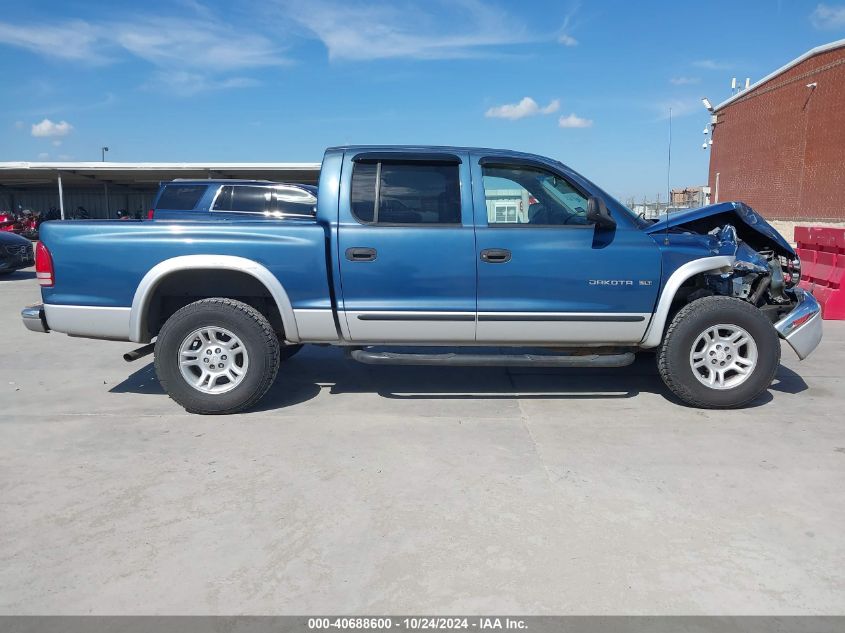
xmin=657 ymin=296 xmax=780 ymax=408
xmin=154 ymin=298 xmax=280 ymax=414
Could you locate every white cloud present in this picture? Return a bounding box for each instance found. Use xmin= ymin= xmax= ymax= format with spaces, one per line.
xmin=558 ymin=113 xmax=593 ymax=128
xmin=653 ymin=98 xmax=702 ymax=120
xmin=37 ymin=152 xmax=50 ymax=160
xmin=0 ymin=9 xmax=287 ymax=98
xmin=276 ymin=0 xmax=532 ymax=61
xmin=113 ymin=17 xmax=286 ymax=71
xmin=557 ymin=6 xmax=580 ymax=47
xmin=0 ymin=20 xmax=104 ymax=63
xmin=31 ymin=119 xmax=73 ymax=138
xmin=693 ymin=59 xmax=733 ymax=70
xmin=14 ymin=121 xmax=24 ymax=129
xmin=486 ymin=97 xmax=560 ymax=120
xmin=52 ymin=140 xmax=62 ymax=147
xmin=541 ymin=99 xmax=561 ymax=114
xmin=0 ymin=16 xmax=286 ymax=69
xmin=810 ymin=3 xmax=845 ymax=29
xmin=670 ymin=76 xmax=700 ymax=85
xmin=146 ymin=71 xmax=261 ymax=96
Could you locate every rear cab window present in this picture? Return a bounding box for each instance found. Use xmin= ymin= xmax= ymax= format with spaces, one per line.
xmin=350 ymin=160 xmax=461 ymax=225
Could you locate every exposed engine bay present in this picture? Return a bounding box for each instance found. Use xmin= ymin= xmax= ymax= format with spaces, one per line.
xmin=644 ymin=202 xmax=803 ymax=323
xmin=658 ymin=223 xmax=803 ymax=327
xmin=695 ymin=225 xmax=801 ymax=322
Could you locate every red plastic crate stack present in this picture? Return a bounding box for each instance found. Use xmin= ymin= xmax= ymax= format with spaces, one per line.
xmin=794 ymin=226 xmax=845 ymax=320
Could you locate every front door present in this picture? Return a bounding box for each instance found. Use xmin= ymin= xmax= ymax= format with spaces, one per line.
xmin=337 ymin=152 xmax=477 ymax=343
xmin=471 ymin=155 xmax=662 ymax=344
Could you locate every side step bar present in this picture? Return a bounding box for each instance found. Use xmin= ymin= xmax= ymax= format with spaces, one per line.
xmin=348 ymin=349 xmax=635 ymax=368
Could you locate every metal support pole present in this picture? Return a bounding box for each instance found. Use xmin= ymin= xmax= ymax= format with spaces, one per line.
xmin=58 ymin=173 xmax=65 ymax=220
xmin=104 ymin=182 xmax=110 ymax=218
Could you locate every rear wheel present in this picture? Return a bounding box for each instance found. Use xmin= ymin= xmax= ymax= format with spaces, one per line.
xmin=657 ymin=296 xmax=780 ymax=408
xmin=155 ymin=298 xmax=280 ymax=414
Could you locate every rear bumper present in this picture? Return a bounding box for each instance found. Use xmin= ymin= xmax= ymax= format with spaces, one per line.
xmin=21 ymin=304 xmax=49 ymax=333
xmin=775 ymin=288 xmax=822 ymax=360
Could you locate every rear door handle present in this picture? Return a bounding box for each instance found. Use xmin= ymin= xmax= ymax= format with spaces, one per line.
xmin=346 ymin=247 xmax=377 ymax=262
xmin=480 ymin=248 xmax=511 ymax=263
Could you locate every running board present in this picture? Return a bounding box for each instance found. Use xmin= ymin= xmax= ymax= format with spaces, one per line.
xmin=348 ymin=349 xmax=636 ymax=368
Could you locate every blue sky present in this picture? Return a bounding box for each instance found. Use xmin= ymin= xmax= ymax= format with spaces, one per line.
xmin=2 ymin=0 xmax=844 ymax=201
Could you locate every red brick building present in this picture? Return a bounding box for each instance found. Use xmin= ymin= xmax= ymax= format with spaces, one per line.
xmin=708 ymin=39 xmax=845 ymax=220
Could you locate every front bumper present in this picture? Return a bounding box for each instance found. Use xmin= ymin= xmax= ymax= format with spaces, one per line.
xmin=775 ymin=288 xmax=822 ymax=360
xmin=21 ymin=304 xmax=49 ymax=333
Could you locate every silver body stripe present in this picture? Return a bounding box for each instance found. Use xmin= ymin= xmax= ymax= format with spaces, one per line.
xmin=44 ymin=305 xmax=132 ymax=341
xmin=476 ymin=313 xmax=651 ymax=344
xmin=292 ymin=309 xmax=339 ymax=341
xmin=342 ymin=310 xmax=476 ymax=343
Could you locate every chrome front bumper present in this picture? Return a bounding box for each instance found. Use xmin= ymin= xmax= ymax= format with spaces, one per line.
xmin=21 ymin=304 xmax=49 ymax=333
xmin=774 ymin=288 xmax=822 ymax=360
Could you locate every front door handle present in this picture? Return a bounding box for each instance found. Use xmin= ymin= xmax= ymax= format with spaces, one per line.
xmin=480 ymin=248 xmax=511 ymax=263
xmin=346 ymin=247 xmax=377 ymax=262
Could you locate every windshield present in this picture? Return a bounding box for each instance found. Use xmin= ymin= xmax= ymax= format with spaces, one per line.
xmin=556 ymin=165 xmax=649 ymax=228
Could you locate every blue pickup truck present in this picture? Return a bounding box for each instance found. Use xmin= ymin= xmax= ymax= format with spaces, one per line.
xmin=22 ymin=146 xmax=822 ymax=414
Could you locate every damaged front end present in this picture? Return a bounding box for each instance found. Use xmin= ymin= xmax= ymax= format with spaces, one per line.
xmin=647 ymin=202 xmax=822 ymax=359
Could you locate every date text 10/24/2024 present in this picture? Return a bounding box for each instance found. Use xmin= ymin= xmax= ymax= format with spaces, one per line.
xmin=307 ymin=617 xmax=528 ymax=630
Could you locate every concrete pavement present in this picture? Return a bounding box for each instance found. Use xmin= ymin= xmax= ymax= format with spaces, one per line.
xmin=1 ymin=268 xmax=843 ymax=614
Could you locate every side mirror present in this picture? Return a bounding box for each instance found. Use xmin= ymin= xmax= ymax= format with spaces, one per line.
xmin=586 ymin=196 xmax=616 ymax=230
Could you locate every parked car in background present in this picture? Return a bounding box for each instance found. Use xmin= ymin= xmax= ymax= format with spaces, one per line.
xmin=150 ymin=180 xmax=318 ymax=220
xmin=0 ymin=231 xmax=34 ymax=275
xmin=22 ymin=146 xmax=822 ymax=414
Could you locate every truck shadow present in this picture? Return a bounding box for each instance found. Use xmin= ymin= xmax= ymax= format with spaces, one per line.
xmin=109 ymin=345 xmax=808 ymax=411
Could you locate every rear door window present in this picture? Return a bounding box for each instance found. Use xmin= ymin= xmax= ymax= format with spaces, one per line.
xmin=155 ymin=184 xmax=207 ymax=210
xmin=350 ymin=161 xmax=461 ymax=225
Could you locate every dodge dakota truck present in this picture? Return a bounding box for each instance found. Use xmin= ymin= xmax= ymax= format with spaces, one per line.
xmin=22 ymin=146 xmax=822 ymax=414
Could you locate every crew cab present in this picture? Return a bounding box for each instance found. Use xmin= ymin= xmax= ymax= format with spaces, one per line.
xmin=22 ymin=146 xmax=822 ymax=414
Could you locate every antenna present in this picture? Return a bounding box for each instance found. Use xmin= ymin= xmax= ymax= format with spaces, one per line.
xmin=665 ymin=107 xmax=672 ymax=245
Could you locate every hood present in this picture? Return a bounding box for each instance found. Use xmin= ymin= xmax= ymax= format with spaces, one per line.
xmin=0 ymin=230 xmax=31 ymax=246
xmin=645 ymin=201 xmax=795 ymax=258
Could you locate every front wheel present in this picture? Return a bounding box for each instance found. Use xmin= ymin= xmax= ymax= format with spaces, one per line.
xmin=155 ymin=298 xmax=280 ymax=414
xmin=657 ymin=296 xmax=781 ymax=408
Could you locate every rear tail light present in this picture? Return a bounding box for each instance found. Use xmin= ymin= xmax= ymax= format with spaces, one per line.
xmin=35 ymin=242 xmax=54 ymax=287
xmin=147 ymin=208 xmax=155 ymax=220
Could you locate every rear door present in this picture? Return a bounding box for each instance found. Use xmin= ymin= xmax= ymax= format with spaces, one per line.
xmin=471 ymin=154 xmax=662 ymax=344
xmin=337 ymin=151 xmax=477 ymax=343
